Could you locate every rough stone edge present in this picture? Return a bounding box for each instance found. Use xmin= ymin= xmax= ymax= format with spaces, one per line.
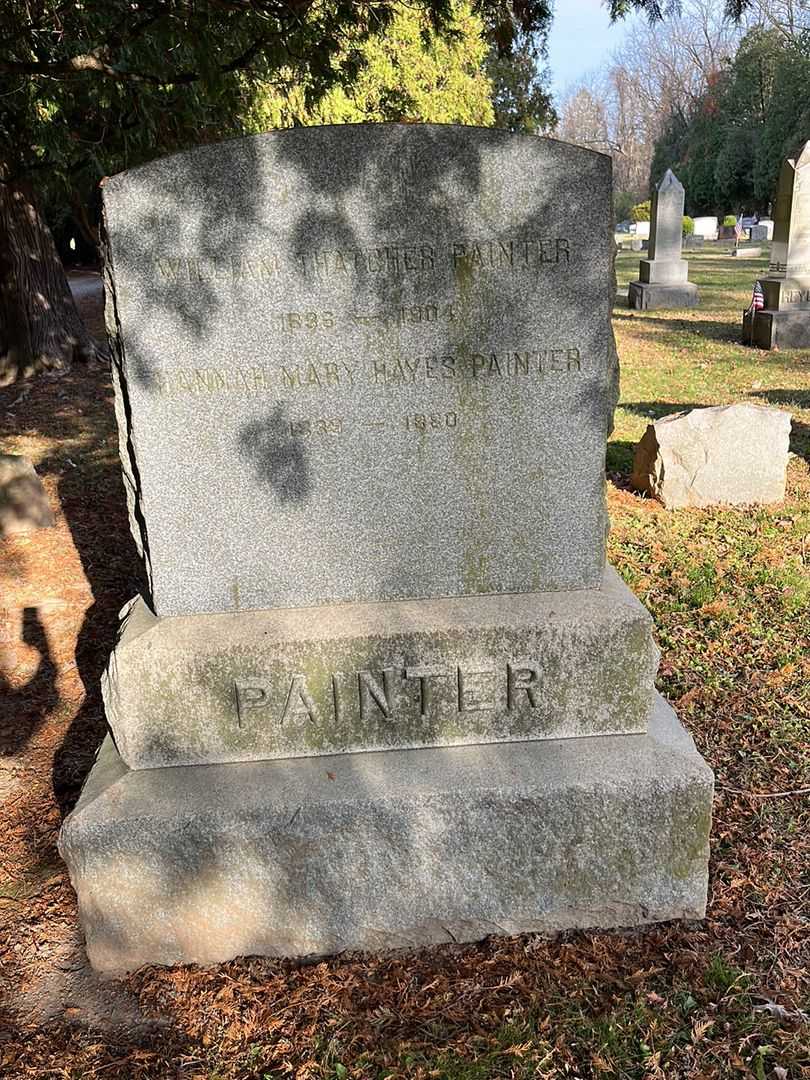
xmin=102 ymin=124 xmax=614 ymax=195
xmin=629 ymin=424 xmax=661 ymax=500
xmin=106 ymin=563 xmax=651 ymax=646
xmin=100 ymin=190 xmax=153 ymax=605
xmin=71 ymin=692 xmax=709 ymax=824
xmin=607 ymin=172 xmax=620 ymax=441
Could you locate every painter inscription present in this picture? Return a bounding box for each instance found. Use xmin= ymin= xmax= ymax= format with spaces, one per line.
xmin=154 ymin=347 xmax=584 ymax=397
xmin=153 ymin=235 xmax=573 ymax=286
xmin=234 ymin=661 xmax=543 ymax=728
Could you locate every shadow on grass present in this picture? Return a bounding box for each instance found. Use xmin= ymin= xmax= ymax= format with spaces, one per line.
xmin=613 ymin=396 xmax=810 ymax=473
xmin=620 ymin=401 xmax=714 ymax=422
xmin=612 ymin=308 xmax=742 ymax=343
xmin=0 ymin=366 xmax=144 ymax=815
xmin=750 ymin=390 xmax=810 ymax=462
xmin=52 ymin=452 xmax=145 ymax=816
xmin=606 ymin=439 xmax=637 ymax=491
xmin=0 ymin=607 xmax=59 ymax=755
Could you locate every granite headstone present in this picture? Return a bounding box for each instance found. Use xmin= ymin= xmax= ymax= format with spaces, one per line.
xmin=60 ymin=125 xmax=713 ymax=973
xmin=744 ymin=142 xmax=810 ymax=348
xmin=692 ymin=216 xmax=718 ymax=240
xmin=103 ymin=126 xmax=616 ymax=617
xmin=628 ymin=171 xmax=698 ymax=310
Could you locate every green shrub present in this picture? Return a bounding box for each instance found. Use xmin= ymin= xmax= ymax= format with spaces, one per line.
xmin=683 ymin=215 xmax=695 ymax=235
xmin=723 ymin=214 xmax=737 ymax=226
xmin=631 ymin=200 xmax=651 ymax=222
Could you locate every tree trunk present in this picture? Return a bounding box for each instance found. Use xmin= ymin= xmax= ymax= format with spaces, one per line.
xmin=0 ymin=171 xmax=106 ymax=386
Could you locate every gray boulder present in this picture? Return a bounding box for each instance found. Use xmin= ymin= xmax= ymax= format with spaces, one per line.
xmin=631 ymin=404 xmax=791 ymax=508
xmin=0 ymin=454 xmax=54 ymax=536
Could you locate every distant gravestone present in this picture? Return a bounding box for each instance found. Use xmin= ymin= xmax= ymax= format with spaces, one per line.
xmin=631 ymin=404 xmax=791 ymax=508
xmin=59 ymin=126 xmax=713 ymax=974
xmin=628 ymin=171 xmax=698 ymax=310
xmin=749 ymin=224 xmax=768 ymax=242
xmin=0 ymin=455 xmax=54 ymax=536
xmin=744 ymin=143 xmax=810 ymax=349
xmin=693 ymin=216 xmax=718 ymax=240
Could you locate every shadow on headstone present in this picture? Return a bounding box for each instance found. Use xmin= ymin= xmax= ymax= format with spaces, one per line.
xmin=238 ymin=404 xmax=312 ymax=505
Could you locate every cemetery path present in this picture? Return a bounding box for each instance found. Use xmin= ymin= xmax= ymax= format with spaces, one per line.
xmin=0 ymin=262 xmax=808 ymax=1078
xmin=67 ymin=271 xmax=104 ymax=305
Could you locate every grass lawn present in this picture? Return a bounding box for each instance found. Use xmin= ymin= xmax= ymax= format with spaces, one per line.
xmin=0 ymin=253 xmax=808 ymax=1079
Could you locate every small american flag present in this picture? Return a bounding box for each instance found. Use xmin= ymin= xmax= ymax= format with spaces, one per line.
xmin=747 ymin=280 xmax=765 ymax=313
xmin=734 ymin=216 xmax=745 ymax=240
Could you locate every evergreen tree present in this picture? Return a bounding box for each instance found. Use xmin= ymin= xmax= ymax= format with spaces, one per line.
xmin=650 ymin=24 xmax=810 ymax=214
xmin=248 ymin=3 xmax=494 ymax=129
xmin=486 ymin=30 xmax=556 ymax=133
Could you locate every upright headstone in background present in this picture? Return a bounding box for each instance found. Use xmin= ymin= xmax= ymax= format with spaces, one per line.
xmin=744 ymin=142 xmax=810 ymax=349
xmin=629 ymin=171 xmax=699 ymax=310
xmin=693 ymin=216 xmax=718 ymax=240
xmin=59 ymin=126 xmax=713 ymax=974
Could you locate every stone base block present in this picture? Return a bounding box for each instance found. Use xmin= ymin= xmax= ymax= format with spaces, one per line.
xmin=743 ymin=308 xmax=810 ymax=349
xmin=628 ymin=281 xmax=699 ymax=311
xmin=639 ymin=259 xmax=689 ymax=285
xmin=103 ymin=566 xmax=658 ymax=769
xmin=59 ymin=694 xmax=713 ymax=973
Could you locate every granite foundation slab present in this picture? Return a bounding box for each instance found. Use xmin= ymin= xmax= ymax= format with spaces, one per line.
xmin=103 ymin=566 xmax=659 ymax=769
xmin=59 ymin=693 xmax=713 ymax=973
xmin=628 ymin=281 xmax=699 ymax=311
xmin=743 ymin=308 xmax=810 ymax=349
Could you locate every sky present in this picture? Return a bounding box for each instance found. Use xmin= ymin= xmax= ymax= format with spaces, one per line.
xmin=547 ymin=0 xmax=634 ymax=102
